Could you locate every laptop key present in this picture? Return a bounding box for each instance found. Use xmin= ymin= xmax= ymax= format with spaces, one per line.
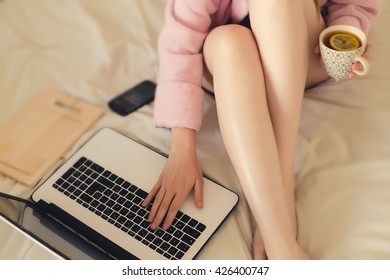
xmin=132 ymin=196 xmax=142 ymax=205
xmin=160 ymin=242 xmax=170 ymax=252
xmin=153 ymin=238 xmax=163 ymax=246
xmin=55 ymin=178 xmax=64 ymax=186
xmin=124 ymin=220 xmax=134 ymax=230
xmin=131 ymin=224 xmax=141 ymax=234
xmin=162 ymin=233 xmax=172 ymax=242
xmin=181 ymin=214 xmax=191 ymax=223
xmin=181 ymin=234 xmax=195 ymax=246
xmin=169 ymin=237 xmax=180 ymax=246
xmin=173 ymin=230 xmax=183 ymax=239
xmin=119 ymin=189 xmax=128 ymax=197
xmin=175 ymin=251 xmax=184 ymax=260
xmin=61 ymin=168 xmax=75 ymax=180
xmin=116 ymin=177 xmax=124 ymax=185
xmin=85 ymin=182 xmax=105 ymax=196
xmin=140 ymin=220 xmax=150 ymax=229
xmin=196 ymin=223 xmax=206 ymax=232
xmin=130 ymin=205 xmax=140 ymax=213
xmin=142 ymin=239 xmax=150 ymax=246
xmin=175 ymin=221 xmax=185 ymax=230
xmin=188 ymin=218 xmax=198 ymax=228
xmin=156 ymin=248 xmax=164 ymax=255
xmin=117 ymin=216 xmax=126 ymax=224
xmin=155 ymin=228 xmax=165 ymax=237
xmin=120 ymin=208 xmax=129 ymax=216
xmin=133 ymin=216 xmax=142 ymax=224
xmin=110 ymin=212 xmax=119 ymax=220
xmin=80 ymin=194 xmax=93 ymax=204
xmin=97 ymin=176 xmax=115 ymax=188
xmin=178 ymin=242 xmax=190 ymax=253
xmin=145 ymin=233 xmax=155 ymax=242
xmin=122 ymin=181 xmax=131 ymax=189
xmin=74 ymin=157 xmax=87 ymax=168
xmin=109 ymin=173 xmax=118 ymax=181
xmin=135 ymin=188 xmax=148 ymax=199
xmin=139 ymin=229 xmax=148 ymax=237
xmin=90 ymin=162 xmax=104 ymax=173
xmin=90 ymin=171 xmax=99 ymax=179
xmin=99 ymin=195 xmax=108 ymax=204
xmin=183 ymin=226 xmax=201 ymax=239
xmin=168 ymin=247 xmax=178 ymax=256
xmin=129 ymin=184 xmax=138 ymax=193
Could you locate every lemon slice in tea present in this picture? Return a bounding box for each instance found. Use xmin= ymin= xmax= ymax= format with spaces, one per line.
xmin=329 ymin=33 xmax=361 ymax=51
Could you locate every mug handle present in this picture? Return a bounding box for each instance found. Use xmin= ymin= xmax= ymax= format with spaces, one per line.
xmin=352 ymin=56 xmax=370 ymax=76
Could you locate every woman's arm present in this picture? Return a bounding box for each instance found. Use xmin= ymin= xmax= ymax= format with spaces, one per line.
xmin=324 ymin=0 xmax=380 ymax=34
xmin=142 ymin=127 xmax=204 ymax=230
xmin=154 ymin=0 xmax=230 ymax=131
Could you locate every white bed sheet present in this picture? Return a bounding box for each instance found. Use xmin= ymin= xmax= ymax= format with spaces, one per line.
xmin=0 ymin=0 xmax=389 ymax=260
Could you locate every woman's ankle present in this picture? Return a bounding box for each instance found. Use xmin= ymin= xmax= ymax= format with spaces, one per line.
xmin=266 ymin=241 xmax=310 ymax=260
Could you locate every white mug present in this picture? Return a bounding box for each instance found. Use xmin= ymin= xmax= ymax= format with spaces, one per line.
xmin=319 ymin=25 xmax=369 ymax=80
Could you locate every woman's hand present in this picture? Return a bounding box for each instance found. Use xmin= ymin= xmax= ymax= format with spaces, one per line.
xmin=349 ymin=43 xmax=372 ymax=79
xmin=142 ymin=127 xmax=204 ymax=230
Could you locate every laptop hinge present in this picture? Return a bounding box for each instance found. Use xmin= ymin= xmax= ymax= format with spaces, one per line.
xmin=36 ymin=200 xmax=138 ymax=260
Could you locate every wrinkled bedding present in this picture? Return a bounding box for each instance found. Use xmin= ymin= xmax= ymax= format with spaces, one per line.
xmin=0 ymin=0 xmax=389 ymax=259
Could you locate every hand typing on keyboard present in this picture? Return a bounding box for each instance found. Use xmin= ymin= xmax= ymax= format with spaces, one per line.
xmin=54 ymin=156 xmax=207 ymax=259
xmin=141 ymin=128 xmax=204 ymax=230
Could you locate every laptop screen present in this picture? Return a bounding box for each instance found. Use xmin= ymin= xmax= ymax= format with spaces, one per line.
xmin=0 ymin=193 xmax=111 ymax=260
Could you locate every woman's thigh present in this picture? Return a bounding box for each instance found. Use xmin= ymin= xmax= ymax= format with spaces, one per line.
xmin=303 ymin=1 xmax=330 ymax=88
xmin=203 ymin=24 xmax=258 ymax=91
xmin=203 ymin=1 xmax=329 ymax=90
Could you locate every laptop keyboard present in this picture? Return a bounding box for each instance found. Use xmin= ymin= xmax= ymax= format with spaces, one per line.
xmin=52 ymin=156 xmax=206 ymax=260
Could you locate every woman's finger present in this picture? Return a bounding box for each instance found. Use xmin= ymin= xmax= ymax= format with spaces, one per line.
xmin=150 ymin=190 xmax=176 ymax=229
xmin=363 ymin=43 xmax=372 ymax=59
xmin=162 ymin=194 xmax=184 ymax=230
xmin=147 ymin=186 xmax=166 ymax=224
xmin=142 ymin=176 xmax=162 ymax=207
xmin=193 ymin=176 xmax=204 ymax=208
xmin=314 ymin=44 xmax=320 ymax=54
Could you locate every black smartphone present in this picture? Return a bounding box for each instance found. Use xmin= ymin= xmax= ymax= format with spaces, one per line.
xmin=108 ymin=80 xmax=156 ymax=116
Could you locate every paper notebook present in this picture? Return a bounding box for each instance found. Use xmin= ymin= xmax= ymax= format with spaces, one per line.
xmin=0 ymin=90 xmax=104 ymax=187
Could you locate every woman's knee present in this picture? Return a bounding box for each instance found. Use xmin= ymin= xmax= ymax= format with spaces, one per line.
xmin=204 ymin=24 xmax=256 ymax=73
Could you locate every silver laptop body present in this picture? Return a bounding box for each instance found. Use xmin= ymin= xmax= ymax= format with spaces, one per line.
xmin=32 ymin=127 xmax=239 ymax=260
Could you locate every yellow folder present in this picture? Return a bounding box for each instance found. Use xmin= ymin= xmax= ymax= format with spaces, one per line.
xmin=0 ymin=90 xmax=104 ymax=187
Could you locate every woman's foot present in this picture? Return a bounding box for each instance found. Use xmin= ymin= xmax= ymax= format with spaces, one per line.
xmin=267 ymin=243 xmax=311 ymax=260
xmin=252 ymin=227 xmax=267 ymax=260
xmin=253 ymin=227 xmax=311 ymax=260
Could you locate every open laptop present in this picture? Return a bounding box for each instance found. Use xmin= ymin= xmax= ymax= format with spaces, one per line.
xmin=30 ymin=127 xmax=239 ymax=260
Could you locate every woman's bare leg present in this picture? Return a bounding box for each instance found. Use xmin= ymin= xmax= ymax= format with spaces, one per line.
xmin=248 ymin=0 xmax=328 ymax=253
xmin=204 ymin=24 xmax=300 ymax=259
xmin=204 ymin=0 xmax=328 ymax=259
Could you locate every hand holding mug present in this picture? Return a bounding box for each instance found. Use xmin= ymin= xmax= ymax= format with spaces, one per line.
xmin=319 ymin=25 xmax=370 ymax=80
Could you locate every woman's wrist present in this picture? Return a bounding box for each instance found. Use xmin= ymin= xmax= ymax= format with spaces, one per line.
xmin=171 ymin=127 xmax=197 ymax=153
